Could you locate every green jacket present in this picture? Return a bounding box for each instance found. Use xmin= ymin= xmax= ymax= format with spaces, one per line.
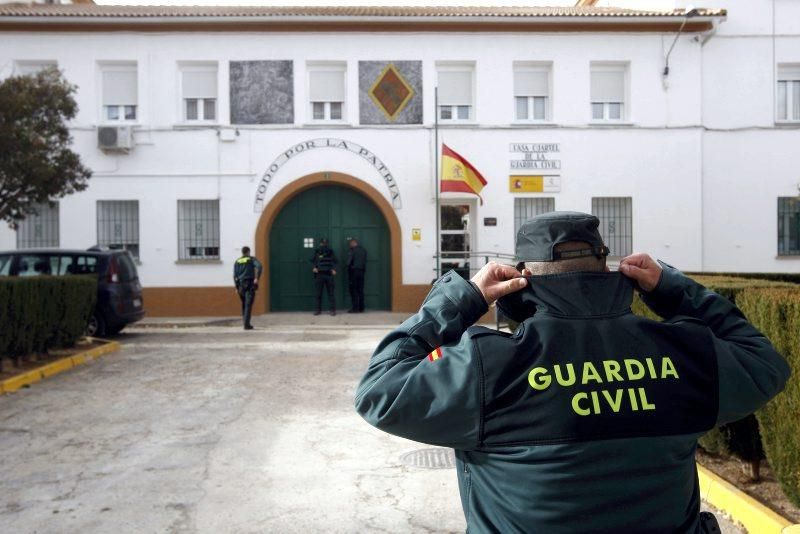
xmin=354 ymin=262 xmax=790 ymax=533
xmin=233 ymin=255 xmax=262 ymax=287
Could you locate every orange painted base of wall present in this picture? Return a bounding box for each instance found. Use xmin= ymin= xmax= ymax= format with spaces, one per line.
xmin=142 ymin=284 xmax=434 ymax=317
xmin=142 ymin=287 xmax=242 ymax=317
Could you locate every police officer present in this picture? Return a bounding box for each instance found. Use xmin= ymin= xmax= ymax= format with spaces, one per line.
xmin=354 ymin=211 xmax=790 ymax=533
xmin=346 ymin=238 xmax=367 ymax=313
xmin=310 ymin=237 xmax=337 ymax=316
xmin=233 ymin=246 xmax=263 ymax=330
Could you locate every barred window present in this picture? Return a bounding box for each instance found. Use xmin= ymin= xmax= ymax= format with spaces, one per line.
xmin=16 ymin=202 xmax=59 ymax=249
xmin=514 ymin=198 xmax=555 ymax=234
xmin=778 ymin=197 xmax=800 ymax=256
xmin=178 ymin=200 xmax=220 ymax=260
xmin=97 ymin=200 xmax=140 ymax=259
xmin=592 ymin=197 xmax=632 ymax=257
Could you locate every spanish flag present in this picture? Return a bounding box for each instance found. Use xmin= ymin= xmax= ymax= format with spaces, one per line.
xmin=440 ymin=144 xmax=488 ymax=205
xmin=427 ymin=347 xmax=443 ymax=362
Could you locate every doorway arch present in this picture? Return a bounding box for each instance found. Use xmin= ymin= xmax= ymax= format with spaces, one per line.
xmin=253 ymin=172 xmax=402 ymax=313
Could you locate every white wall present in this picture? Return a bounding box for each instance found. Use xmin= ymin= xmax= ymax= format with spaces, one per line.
xmin=1 ymin=7 xmax=798 ymax=290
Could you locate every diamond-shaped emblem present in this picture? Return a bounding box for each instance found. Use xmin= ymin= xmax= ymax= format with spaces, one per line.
xmin=368 ymin=63 xmax=415 ymax=121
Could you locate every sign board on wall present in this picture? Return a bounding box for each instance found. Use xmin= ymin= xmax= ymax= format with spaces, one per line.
xmin=509 ymin=175 xmax=561 ymax=193
xmin=411 ymin=228 xmax=421 ymax=241
xmin=509 ymin=143 xmax=562 ymax=193
xmin=510 ymin=143 xmax=561 ymax=172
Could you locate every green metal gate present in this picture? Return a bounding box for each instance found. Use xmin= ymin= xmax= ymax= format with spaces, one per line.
xmin=269 ymin=184 xmax=391 ymax=311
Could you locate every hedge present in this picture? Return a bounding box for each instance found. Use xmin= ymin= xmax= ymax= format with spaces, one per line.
xmin=632 ymin=274 xmax=800 ymax=505
xmin=0 ymin=275 xmax=96 ymax=360
xmin=738 ymin=288 xmax=800 ymax=506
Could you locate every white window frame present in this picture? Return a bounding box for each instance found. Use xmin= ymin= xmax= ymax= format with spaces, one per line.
xmin=436 ymin=62 xmax=476 ymax=123
xmin=307 ymin=62 xmax=347 ymax=124
xmin=776 ymin=64 xmax=800 ymax=123
xmin=589 ymin=62 xmax=629 ymax=123
xmin=13 ymin=60 xmax=58 ymax=76
xmin=98 ymin=62 xmax=138 ymax=124
xmin=513 ymin=62 xmax=552 ymax=123
xmin=178 ymin=62 xmax=219 ymax=124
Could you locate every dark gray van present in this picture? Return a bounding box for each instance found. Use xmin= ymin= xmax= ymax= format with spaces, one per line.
xmin=0 ymin=247 xmax=145 ymax=336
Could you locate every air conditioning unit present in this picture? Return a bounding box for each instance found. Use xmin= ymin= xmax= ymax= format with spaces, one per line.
xmin=97 ymin=126 xmax=133 ymax=152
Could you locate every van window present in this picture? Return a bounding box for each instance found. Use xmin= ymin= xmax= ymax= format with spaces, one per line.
xmin=0 ymin=254 xmax=12 ymax=276
xmin=71 ymin=256 xmax=99 ymax=275
xmin=18 ymin=254 xmax=53 ymax=276
xmin=51 ymin=255 xmax=76 ymax=275
xmin=115 ymin=253 xmax=138 ymax=282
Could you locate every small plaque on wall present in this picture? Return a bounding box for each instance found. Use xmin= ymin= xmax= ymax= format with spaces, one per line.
xmin=411 ymin=228 xmax=422 ymax=241
xmin=483 ymin=218 xmax=497 ymax=226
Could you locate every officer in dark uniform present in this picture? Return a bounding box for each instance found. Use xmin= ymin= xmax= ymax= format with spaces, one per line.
xmin=310 ymin=237 xmax=337 ymax=316
xmin=233 ymin=246 xmax=263 ymax=330
xmin=355 ymin=211 xmax=790 ymax=533
xmin=346 ymin=238 xmax=367 ymax=313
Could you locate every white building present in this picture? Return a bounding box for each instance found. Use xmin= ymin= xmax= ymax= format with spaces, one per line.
xmin=0 ymin=2 xmax=798 ymax=316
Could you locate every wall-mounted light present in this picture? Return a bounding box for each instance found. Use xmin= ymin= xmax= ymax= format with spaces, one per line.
xmin=663 ymin=6 xmax=699 ymax=78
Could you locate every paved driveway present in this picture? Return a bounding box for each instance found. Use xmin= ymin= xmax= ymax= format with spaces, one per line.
xmin=0 ymin=320 xmax=741 ymax=533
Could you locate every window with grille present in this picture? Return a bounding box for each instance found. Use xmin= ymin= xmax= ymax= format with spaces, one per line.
xmin=514 ymin=198 xmax=556 ymax=234
xmin=590 ymin=63 xmax=627 ymax=121
xmin=100 ymin=62 xmax=138 ymax=122
xmin=181 ymin=63 xmax=217 ymax=122
xmin=14 ymin=60 xmax=57 ymax=76
xmin=514 ymin=63 xmax=550 ymax=122
xmin=16 ymin=202 xmax=59 ymax=249
xmin=778 ymin=197 xmax=800 ymax=256
xmin=591 ymin=197 xmax=632 ymax=257
xmin=437 ymin=63 xmax=474 ymax=122
xmin=308 ymin=63 xmax=346 ymax=122
xmin=777 ymin=64 xmax=800 ymax=122
xmin=177 ymin=200 xmax=220 ymax=260
xmin=97 ymin=200 xmax=140 ymax=259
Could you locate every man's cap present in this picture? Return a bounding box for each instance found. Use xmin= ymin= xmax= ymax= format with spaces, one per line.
xmin=320 ymin=237 xmax=328 ymax=243
xmin=515 ymin=211 xmax=610 ymax=262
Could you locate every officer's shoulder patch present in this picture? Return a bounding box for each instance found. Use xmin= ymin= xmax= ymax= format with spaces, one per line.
xmin=426 ymin=347 xmax=443 ymax=362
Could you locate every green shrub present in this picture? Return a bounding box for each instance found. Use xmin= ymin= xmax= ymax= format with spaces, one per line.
xmin=738 ymin=288 xmax=800 ymax=506
xmin=0 ymin=275 xmax=96 ymax=360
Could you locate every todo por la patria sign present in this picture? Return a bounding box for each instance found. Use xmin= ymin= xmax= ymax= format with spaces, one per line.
xmin=253 ymin=138 xmax=402 ymax=212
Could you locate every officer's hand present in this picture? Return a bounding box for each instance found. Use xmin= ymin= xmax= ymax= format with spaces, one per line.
xmin=471 ymin=262 xmax=528 ymax=306
xmin=619 ymin=253 xmax=662 ymax=292
xmin=313 ymin=267 xmax=318 ymax=274
xmin=332 ymin=269 xmax=337 ymax=276
xmin=253 ymin=282 xmax=259 ymax=290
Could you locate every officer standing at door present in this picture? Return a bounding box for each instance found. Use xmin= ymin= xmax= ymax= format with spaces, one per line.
xmin=310 ymin=237 xmax=337 ymax=316
xmin=346 ymin=238 xmax=367 ymax=313
xmin=233 ymin=246 xmax=263 ymax=330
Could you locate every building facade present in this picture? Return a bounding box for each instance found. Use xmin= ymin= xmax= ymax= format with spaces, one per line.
xmin=0 ymin=2 xmax=798 ymax=316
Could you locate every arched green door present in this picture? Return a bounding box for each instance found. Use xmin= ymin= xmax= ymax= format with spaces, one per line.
xmin=269 ymin=184 xmax=391 ymax=311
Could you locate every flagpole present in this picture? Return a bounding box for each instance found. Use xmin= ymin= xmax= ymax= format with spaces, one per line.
xmin=434 ymin=86 xmax=441 ymax=279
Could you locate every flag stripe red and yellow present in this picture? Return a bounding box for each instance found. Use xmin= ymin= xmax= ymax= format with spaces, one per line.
xmin=440 ymin=144 xmax=488 ymax=203
xmin=427 ymin=347 xmax=443 ymax=362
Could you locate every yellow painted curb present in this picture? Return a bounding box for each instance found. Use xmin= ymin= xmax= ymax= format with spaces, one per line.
xmin=1 ymin=340 xmax=121 ymax=395
xmin=698 ymin=463 xmax=796 ymax=533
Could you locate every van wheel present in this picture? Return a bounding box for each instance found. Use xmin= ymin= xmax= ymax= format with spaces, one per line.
xmin=85 ymin=313 xmax=106 ymax=337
